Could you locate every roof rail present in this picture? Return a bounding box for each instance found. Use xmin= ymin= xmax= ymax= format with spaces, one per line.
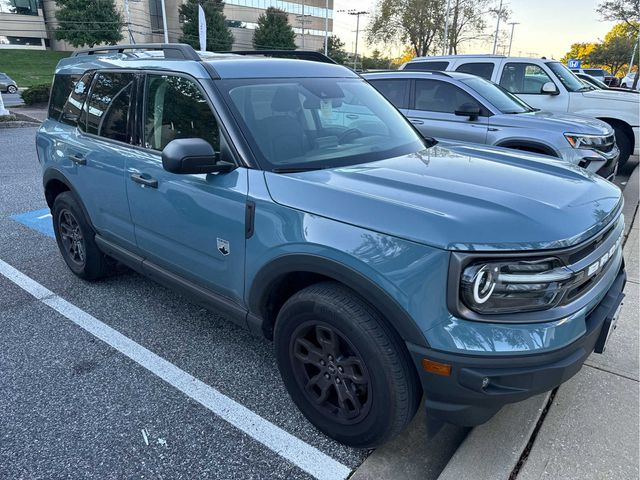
xmin=72 ymin=43 xmax=201 ymax=61
xmin=221 ymin=50 xmax=337 ymax=64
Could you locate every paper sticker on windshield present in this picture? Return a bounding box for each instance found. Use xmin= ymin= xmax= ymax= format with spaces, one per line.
xmin=320 ymin=99 xmax=333 ymax=118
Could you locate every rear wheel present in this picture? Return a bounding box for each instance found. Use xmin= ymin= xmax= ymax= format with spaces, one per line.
xmin=52 ymin=192 xmax=111 ymax=280
xmin=274 ymin=281 xmax=421 ymax=448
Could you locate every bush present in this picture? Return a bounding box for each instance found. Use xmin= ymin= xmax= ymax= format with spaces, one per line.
xmin=21 ymin=84 xmax=51 ymax=105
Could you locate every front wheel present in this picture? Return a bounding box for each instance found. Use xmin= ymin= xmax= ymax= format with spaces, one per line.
xmin=274 ymin=282 xmax=421 ymax=448
xmin=7 ymin=85 xmax=17 ymax=94
xmin=613 ymin=126 xmax=631 ymax=169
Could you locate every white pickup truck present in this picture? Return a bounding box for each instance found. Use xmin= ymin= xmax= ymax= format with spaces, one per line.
xmin=401 ymin=55 xmax=640 ymax=166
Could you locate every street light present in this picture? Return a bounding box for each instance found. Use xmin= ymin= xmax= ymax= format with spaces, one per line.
xmin=507 ymin=22 xmax=520 ymax=56
xmin=338 ymin=9 xmax=368 ymax=70
xmin=492 ymin=0 xmax=503 ymax=55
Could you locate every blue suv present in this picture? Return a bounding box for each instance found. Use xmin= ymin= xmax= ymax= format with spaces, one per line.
xmin=37 ymin=45 xmax=626 ymax=448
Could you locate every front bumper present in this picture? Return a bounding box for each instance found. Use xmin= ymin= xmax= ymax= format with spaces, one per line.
xmin=407 ymin=264 xmax=626 ymax=426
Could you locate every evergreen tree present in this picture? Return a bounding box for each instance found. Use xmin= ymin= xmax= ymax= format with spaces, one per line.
xmin=253 ymin=7 xmax=296 ymax=50
xmin=325 ymin=35 xmax=348 ymax=64
xmin=180 ymin=0 xmax=233 ymax=51
xmin=55 ymin=0 xmax=123 ymax=48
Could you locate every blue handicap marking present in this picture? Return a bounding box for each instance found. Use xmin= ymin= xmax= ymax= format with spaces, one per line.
xmin=11 ymin=208 xmax=55 ymax=238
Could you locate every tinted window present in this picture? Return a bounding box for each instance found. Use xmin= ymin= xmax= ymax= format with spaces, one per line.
xmin=403 ymin=61 xmax=449 ymax=71
xmin=57 ymin=73 xmax=93 ymax=127
xmin=455 ymin=62 xmax=494 ymax=80
xmin=413 ymin=79 xmax=482 ymax=114
xmin=49 ymin=74 xmax=80 ymax=121
xmin=144 ymin=74 xmax=219 ymax=151
xmin=369 ymin=79 xmax=409 ymax=109
xmin=459 ymin=76 xmax=531 ymax=114
xmin=499 ymin=63 xmax=553 ymax=94
xmin=218 ymin=78 xmax=424 ymax=170
xmin=85 ymin=72 xmax=134 ymax=142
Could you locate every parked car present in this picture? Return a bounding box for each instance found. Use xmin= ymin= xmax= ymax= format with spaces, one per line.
xmin=363 ymin=71 xmax=619 ymax=180
xmin=575 ymin=72 xmax=636 ymax=93
xmin=0 ymin=72 xmax=18 ymax=94
xmin=38 ymin=44 xmax=627 ymax=448
xmin=401 ymin=55 xmax=639 ymax=167
xmin=567 ymin=67 xmax=618 ymax=86
xmin=621 ymin=72 xmax=639 ymax=90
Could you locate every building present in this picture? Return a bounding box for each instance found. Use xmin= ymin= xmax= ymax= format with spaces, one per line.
xmin=0 ymin=0 xmax=333 ymax=52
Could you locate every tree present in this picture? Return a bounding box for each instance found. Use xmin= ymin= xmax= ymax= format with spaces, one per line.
xmin=362 ymin=49 xmax=392 ymax=69
xmin=325 ymin=35 xmax=349 ymax=64
xmin=367 ymin=0 xmax=445 ymax=57
xmin=560 ymin=42 xmax=597 ymax=65
xmin=253 ymin=7 xmax=296 ymax=50
xmin=55 ymin=0 xmax=123 ymax=48
xmin=179 ymin=0 xmax=233 ymax=51
xmin=597 ymin=0 xmax=639 ymax=35
xmin=445 ymin=0 xmax=492 ymax=55
xmin=586 ymin=22 xmax=638 ymax=75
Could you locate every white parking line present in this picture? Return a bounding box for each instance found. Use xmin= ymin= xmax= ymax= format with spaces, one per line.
xmin=0 ymin=258 xmax=352 ymax=480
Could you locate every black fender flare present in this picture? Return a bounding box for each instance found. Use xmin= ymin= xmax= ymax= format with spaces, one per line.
xmin=43 ymin=168 xmax=96 ymax=231
xmin=248 ymin=253 xmax=429 ymax=347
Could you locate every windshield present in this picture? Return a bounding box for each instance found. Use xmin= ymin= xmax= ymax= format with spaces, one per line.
xmin=217 ymin=78 xmax=426 ymax=171
xmin=459 ymin=76 xmax=533 ymax=114
xmin=546 ymin=62 xmax=589 ymax=92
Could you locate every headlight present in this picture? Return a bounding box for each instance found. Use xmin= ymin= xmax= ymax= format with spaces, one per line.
xmin=564 ymin=133 xmax=610 ymax=150
xmin=460 ymin=258 xmax=575 ymax=314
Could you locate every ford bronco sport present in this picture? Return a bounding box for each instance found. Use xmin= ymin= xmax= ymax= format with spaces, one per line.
xmin=37 ymin=44 xmax=627 ymax=448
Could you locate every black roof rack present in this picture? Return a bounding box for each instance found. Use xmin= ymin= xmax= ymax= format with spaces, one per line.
xmin=222 ymin=50 xmax=337 ymax=64
xmin=72 ymin=43 xmax=201 ymax=61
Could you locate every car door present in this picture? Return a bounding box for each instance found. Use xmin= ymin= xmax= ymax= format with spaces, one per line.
xmin=125 ymin=72 xmax=247 ymax=304
xmin=404 ymin=78 xmax=489 ymax=143
xmin=497 ymin=61 xmax=569 ymax=112
xmin=68 ymin=71 xmax=137 ymax=249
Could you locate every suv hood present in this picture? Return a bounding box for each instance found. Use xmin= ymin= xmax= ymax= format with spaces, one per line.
xmin=580 ymin=88 xmax=640 ymax=103
xmin=264 ymin=145 xmax=622 ymax=251
xmin=493 ymin=111 xmax=612 ymax=135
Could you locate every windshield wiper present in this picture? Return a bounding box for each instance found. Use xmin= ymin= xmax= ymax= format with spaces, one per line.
xmin=272 ymin=166 xmax=326 ymax=173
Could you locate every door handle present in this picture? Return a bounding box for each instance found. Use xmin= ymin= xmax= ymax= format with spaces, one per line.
xmin=69 ymin=154 xmax=86 ymax=165
xmin=410 ymin=119 xmax=424 ymax=125
xmin=130 ymin=173 xmax=158 ymax=188
xmin=346 ymin=114 xmax=359 ymax=119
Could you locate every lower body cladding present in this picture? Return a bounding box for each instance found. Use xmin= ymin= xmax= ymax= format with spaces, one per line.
xmin=406 ymin=265 xmax=626 ymax=426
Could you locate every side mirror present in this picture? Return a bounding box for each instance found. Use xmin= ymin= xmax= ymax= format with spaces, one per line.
xmin=541 ymin=82 xmax=559 ymax=95
xmin=454 ymin=103 xmax=481 ymax=120
xmin=161 ymin=138 xmax=235 ymax=175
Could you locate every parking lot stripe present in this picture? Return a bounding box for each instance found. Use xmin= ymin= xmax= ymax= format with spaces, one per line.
xmin=0 ymin=258 xmax=352 ymax=480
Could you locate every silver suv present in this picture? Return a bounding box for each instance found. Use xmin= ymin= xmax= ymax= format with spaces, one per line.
xmin=0 ymin=72 xmax=18 ymax=94
xmin=364 ymin=71 xmax=619 ymax=179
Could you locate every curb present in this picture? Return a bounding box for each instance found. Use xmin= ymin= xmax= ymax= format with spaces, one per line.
xmin=622 ymin=162 xmax=639 ymax=238
xmin=0 ymin=120 xmax=41 ymax=129
xmin=437 ymin=393 xmax=550 ymax=480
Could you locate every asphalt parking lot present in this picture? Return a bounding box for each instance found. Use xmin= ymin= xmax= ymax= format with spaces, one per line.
xmin=0 ymin=126 xmax=469 ymax=479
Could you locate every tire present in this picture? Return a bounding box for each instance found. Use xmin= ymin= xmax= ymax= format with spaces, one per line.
xmin=7 ymin=85 xmax=17 ymax=94
xmin=52 ymin=191 xmax=110 ymax=280
xmin=274 ymin=281 xmax=421 ymax=448
xmin=613 ymin=126 xmax=631 ymax=168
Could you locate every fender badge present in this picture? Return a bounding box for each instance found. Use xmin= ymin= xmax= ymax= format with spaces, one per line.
xmin=217 ymin=238 xmax=230 ymax=256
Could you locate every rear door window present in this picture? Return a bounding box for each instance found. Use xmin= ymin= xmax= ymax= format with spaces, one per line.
xmin=499 ymin=63 xmax=553 ymax=94
xmin=455 ymin=62 xmax=495 ymax=80
xmin=85 ymin=72 xmax=135 ymax=143
xmin=368 ymin=79 xmax=410 ymax=109
xmin=403 ymin=61 xmax=449 ymax=71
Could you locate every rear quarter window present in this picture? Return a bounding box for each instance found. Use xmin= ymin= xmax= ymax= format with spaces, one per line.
xmin=403 ymin=61 xmax=449 ymax=71
xmin=48 ymin=74 xmax=81 ymax=122
xmin=455 ymin=62 xmax=495 ymax=80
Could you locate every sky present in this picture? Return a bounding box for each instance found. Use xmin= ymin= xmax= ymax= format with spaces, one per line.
xmin=332 ymin=0 xmax=618 ymax=59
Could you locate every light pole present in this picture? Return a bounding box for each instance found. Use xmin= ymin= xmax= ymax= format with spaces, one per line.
xmin=442 ymin=0 xmax=452 ymax=55
xmin=492 ymin=0 xmax=503 ymax=55
xmin=338 ymin=9 xmax=368 ymax=70
xmin=507 ymin=22 xmax=519 ymax=56
xmin=160 ymin=0 xmax=169 ymax=43
xmin=324 ymin=0 xmax=329 ymax=56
